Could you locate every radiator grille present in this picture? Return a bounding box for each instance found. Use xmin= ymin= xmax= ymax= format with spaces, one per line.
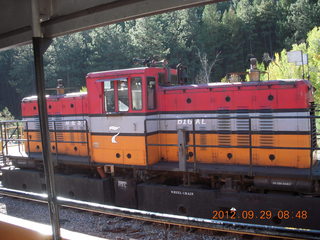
xmin=236 ymin=114 xmax=249 ymax=131
xmin=237 ymin=135 xmax=249 ymax=146
xmin=218 ymin=134 xmax=231 ymax=145
xmin=259 ymin=135 xmax=274 ymax=146
xmin=259 ymin=113 xmax=274 ymax=131
xmin=217 ymin=114 xmax=231 ymax=131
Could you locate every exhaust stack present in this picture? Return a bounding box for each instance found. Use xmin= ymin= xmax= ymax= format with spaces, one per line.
xmin=249 ymin=58 xmax=260 ymax=81
xmin=56 ymin=79 xmax=65 ymax=95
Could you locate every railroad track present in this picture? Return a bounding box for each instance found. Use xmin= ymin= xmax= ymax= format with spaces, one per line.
xmin=0 ymin=195 xmax=240 ymax=240
xmin=0 ymin=154 xmax=3 ymax=182
xmin=0 ymin=154 xmax=4 ymax=167
xmin=0 ymin=187 xmax=319 ymax=240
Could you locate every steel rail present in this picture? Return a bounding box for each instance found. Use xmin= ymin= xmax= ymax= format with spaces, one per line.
xmin=0 ymin=187 xmax=319 ymax=240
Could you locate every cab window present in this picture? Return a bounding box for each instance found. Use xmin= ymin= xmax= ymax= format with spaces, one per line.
xmin=104 ymin=81 xmax=115 ymax=112
xmin=118 ymin=80 xmax=129 ymax=112
xmin=131 ymin=77 xmax=142 ymax=110
xmin=147 ymin=77 xmax=156 ymax=110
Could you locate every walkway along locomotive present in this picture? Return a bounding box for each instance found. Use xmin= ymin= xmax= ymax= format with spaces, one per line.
xmin=2 ymin=60 xmax=320 ymax=230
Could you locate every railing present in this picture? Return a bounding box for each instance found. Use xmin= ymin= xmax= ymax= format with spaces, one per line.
xmin=0 ymin=121 xmax=24 ymax=166
xmin=0 ymin=119 xmax=90 ymax=163
xmin=145 ymin=114 xmax=320 ymax=178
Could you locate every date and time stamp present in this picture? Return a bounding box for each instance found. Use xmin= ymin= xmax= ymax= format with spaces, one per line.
xmin=212 ymin=209 xmax=308 ymax=220
xmin=170 ymin=190 xmax=310 ymax=221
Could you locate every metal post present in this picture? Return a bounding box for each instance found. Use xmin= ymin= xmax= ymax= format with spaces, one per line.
xmin=0 ymin=123 xmax=4 ymax=156
xmin=178 ymin=129 xmax=187 ymax=172
xmin=32 ymin=37 xmax=61 ymax=240
xmin=144 ymin=119 xmax=149 ymax=167
xmin=85 ymin=120 xmax=90 ymax=163
xmin=192 ymin=119 xmax=197 ymax=171
xmin=53 ymin=121 xmax=58 ymax=162
xmin=26 ymin=122 xmax=31 ymax=158
xmin=4 ymin=122 xmax=8 ymax=156
xmin=249 ymin=118 xmax=253 ymax=176
xmin=17 ymin=122 xmax=21 ymax=153
xmin=309 ymin=116 xmax=313 ymax=179
xmin=301 ymin=51 xmax=305 ymax=79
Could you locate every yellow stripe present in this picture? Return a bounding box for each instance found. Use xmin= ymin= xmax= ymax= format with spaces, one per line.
xmin=147 ymin=133 xmax=313 ymax=168
xmin=24 ymin=132 xmax=89 ymax=157
xmin=24 ymin=132 xmax=313 ymax=168
xmin=91 ymin=135 xmax=146 ymax=165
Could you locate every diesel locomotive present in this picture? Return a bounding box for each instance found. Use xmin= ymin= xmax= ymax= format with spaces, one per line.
xmin=2 ymin=60 xmax=320 ymax=229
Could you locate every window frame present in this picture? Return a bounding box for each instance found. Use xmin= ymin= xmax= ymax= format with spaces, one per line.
xmin=103 ymin=80 xmax=116 ymax=113
xmin=130 ymin=76 xmax=143 ymax=111
xmin=102 ymin=75 xmax=145 ymax=114
xmin=147 ymin=76 xmax=156 ymax=110
xmin=117 ymin=79 xmax=129 ymax=112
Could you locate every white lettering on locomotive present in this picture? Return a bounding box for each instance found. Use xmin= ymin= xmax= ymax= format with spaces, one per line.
xmin=271 ymin=181 xmax=292 ymax=186
xmin=118 ymin=180 xmax=127 ymax=189
xmin=177 ymin=118 xmax=206 ymax=126
xmin=109 ymin=126 xmax=121 ymax=143
xmin=170 ymin=190 xmax=194 ymax=196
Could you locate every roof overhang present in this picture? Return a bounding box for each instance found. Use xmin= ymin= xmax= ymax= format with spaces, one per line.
xmin=0 ymin=0 xmax=224 ymax=51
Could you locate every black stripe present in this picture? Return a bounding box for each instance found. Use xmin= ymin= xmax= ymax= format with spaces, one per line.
xmin=91 ymin=132 xmax=146 ymax=136
xmin=25 ymin=130 xmax=311 ymax=136
xmin=156 ymin=108 xmax=310 ymax=115
xmin=26 ymin=129 xmax=87 ymax=133
xmin=22 ymin=108 xmax=311 ymax=118
xmin=90 ymin=131 xmax=310 ymax=136
xmin=147 ymin=130 xmax=310 ymax=135
xmin=22 ymin=112 xmax=154 ymax=118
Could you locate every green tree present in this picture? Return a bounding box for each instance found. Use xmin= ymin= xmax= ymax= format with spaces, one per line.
xmin=305 ymin=26 xmax=320 ymax=102
xmin=129 ymin=9 xmax=203 ymax=79
xmin=286 ymin=0 xmax=320 ymax=45
xmin=265 ymin=27 xmax=320 ymax=102
xmin=264 ymin=49 xmax=301 ymax=80
xmin=1 ymin=0 xmax=320 ymax=117
xmin=90 ymin=24 xmax=133 ymax=71
xmin=8 ymin=45 xmax=35 ymax=96
xmin=45 ymin=32 xmax=93 ymax=90
xmin=220 ymin=8 xmax=246 ymax=75
xmin=198 ymin=4 xmax=225 ymax=81
xmin=0 ymin=49 xmax=20 ymax=116
xmin=0 ymin=107 xmax=14 ymax=120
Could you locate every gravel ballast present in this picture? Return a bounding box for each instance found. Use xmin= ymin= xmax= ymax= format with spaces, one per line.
xmin=0 ymin=195 xmax=246 ymax=240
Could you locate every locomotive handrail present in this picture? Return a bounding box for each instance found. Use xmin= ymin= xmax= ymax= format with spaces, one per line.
xmin=144 ymin=115 xmax=320 ymax=120
xmin=146 ymin=143 xmax=318 ymax=150
xmin=145 ymin=114 xmax=319 ymax=178
xmin=0 ymin=119 xmax=91 ymax=164
xmin=0 ymin=121 xmax=24 ymax=159
xmin=0 ymin=118 xmax=89 ymax=123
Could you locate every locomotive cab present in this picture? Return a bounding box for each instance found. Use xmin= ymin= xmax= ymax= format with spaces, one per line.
xmin=86 ymin=67 xmax=177 ymax=115
xmin=85 ymin=67 xmax=177 ymax=166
